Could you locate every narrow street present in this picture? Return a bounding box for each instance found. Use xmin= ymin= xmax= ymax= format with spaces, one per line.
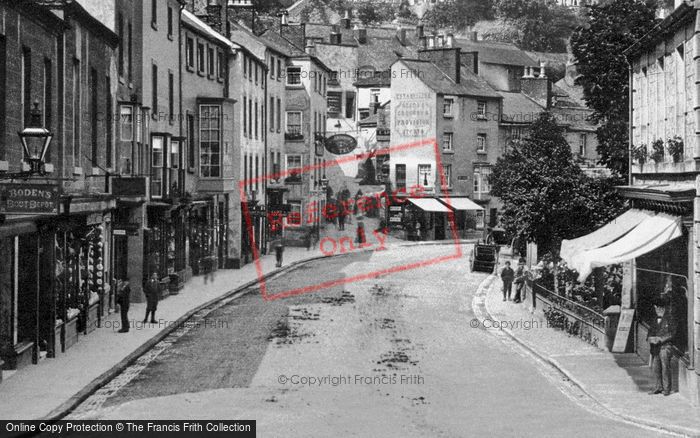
xmin=62 ymin=244 xmax=662 ymax=437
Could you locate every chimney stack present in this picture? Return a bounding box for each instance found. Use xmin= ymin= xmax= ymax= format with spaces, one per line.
xmin=354 ymin=25 xmax=367 ymax=44
xmin=341 ymin=10 xmax=351 ymax=29
xmin=206 ymin=0 xmax=222 ymax=33
xmin=330 ymin=25 xmax=342 ymax=45
xmin=539 ymin=61 xmax=547 ymax=78
xmin=305 ymin=39 xmax=316 ymax=57
xmin=521 ymin=64 xmax=552 ymax=108
xmin=418 ymin=40 xmax=462 ymax=84
xmin=279 ymin=10 xmax=289 ymax=27
xmin=397 ymin=27 xmax=406 ymax=46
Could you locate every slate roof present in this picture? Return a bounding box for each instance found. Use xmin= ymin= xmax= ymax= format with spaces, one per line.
xmin=259 ymin=29 xmax=333 ymax=72
xmin=397 ymin=59 xmax=501 ymax=98
xmin=357 ymin=37 xmax=418 ymax=70
xmin=454 ymin=39 xmax=539 ymax=67
xmin=499 ymin=92 xmax=544 ymax=124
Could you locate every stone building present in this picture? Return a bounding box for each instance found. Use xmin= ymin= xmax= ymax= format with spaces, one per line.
xmin=0 ymin=0 xmax=118 ymax=372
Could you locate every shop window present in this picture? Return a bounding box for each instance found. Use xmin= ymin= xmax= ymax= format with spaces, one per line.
xmin=120 ymin=105 xmax=133 ymax=141
xmin=151 ymin=135 xmax=165 ymax=197
xmin=287 ymin=66 xmax=301 ymax=85
xmin=199 ymin=104 xmax=221 ymax=178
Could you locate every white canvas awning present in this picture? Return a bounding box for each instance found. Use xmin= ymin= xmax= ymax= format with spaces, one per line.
xmin=408 ymin=198 xmax=452 ymax=213
xmin=560 ymin=209 xmax=653 ymax=267
xmin=572 ymin=213 xmax=683 ymax=282
xmin=439 ymin=197 xmax=484 ymax=211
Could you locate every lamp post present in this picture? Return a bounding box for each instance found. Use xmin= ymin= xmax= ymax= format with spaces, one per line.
xmin=2 ymin=101 xmax=53 ymax=180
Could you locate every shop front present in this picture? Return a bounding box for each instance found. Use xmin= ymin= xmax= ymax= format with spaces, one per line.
xmin=563 ymin=184 xmax=699 ymax=404
xmin=438 ymin=197 xmax=484 ymax=239
xmin=144 ymin=202 xmax=188 ymax=297
xmin=401 ymin=197 xmax=452 ymax=241
xmin=188 ymin=200 xmax=216 ymax=276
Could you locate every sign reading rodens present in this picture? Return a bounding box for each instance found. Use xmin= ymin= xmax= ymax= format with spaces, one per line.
xmin=325 ymin=134 xmax=358 ymax=155
xmin=0 ymin=184 xmax=60 ymax=214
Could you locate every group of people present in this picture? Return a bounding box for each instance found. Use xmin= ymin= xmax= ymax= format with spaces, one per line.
xmin=499 ymin=258 xmax=529 ymax=303
xmin=113 ymin=272 xmax=162 ymax=333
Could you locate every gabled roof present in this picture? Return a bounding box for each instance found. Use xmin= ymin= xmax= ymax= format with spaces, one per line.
xmin=454 ymin=39 xmax=538 ymax=67
xmin=397 ymin=59 xmax=501 ymax=99
xmin=259 ymin=30 xmax=333 ymax=72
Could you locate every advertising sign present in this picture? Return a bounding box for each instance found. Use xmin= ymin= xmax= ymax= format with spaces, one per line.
xmin=612 ymin=309 xmax=635 ymax=353
xmin=325 ymin=134 xmax=358 ymax=155
xmin=0 ymin=183 xmax=59 ymax=214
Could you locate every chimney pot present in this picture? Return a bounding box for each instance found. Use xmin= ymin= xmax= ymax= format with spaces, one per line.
xmin=280 ymin=11 xmax=289 ymax=26
xmin=341 ymin=10 xmax=351 ymax=29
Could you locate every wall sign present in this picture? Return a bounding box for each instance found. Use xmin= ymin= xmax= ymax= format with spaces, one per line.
xmin=0 ymin=183 xmax=59 ymax=214
xmin=325 ymin=134 xmax=358 ymax=155
xmin=612 ymin=308 xmax=635 ymax=353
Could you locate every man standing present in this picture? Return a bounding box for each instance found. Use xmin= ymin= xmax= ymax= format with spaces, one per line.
xmin=513 ymin=258 xmax=528 ymax=303
xmin=500 ymin=261 xmax=514 ymax=301
xmin=143 ymin=272 xmax=160 ymax=324
xmin=648 ymin=294 xmax=677 ymax=396
xmin=115 ymin=278 xmax=131 ymax=333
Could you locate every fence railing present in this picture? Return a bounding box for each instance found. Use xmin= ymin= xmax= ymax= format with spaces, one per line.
xmin=531 ymin=281 xmax=606 ymax=329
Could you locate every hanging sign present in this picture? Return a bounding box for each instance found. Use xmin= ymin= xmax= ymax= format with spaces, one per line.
xmin=0 ymin=183 xmax=59 ymax=214
xmin=325 ymin=134 xmax=358 ymax=155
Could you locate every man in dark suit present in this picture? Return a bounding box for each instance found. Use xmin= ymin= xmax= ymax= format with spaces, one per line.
xmin=115 ymin=278 xmax=131 ymax=333
xmin=501 ymin=261 xmax=515 ymax=301
xmin=513 ymin=258 xmax=528 ymax=303
xmin=143 ymin=272 xmax=160 ymax=324
xmin=648 ymin=294 xmax=677 ymax=396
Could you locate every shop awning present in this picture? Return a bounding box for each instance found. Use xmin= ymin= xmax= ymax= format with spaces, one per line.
xmin=407 ymin=197 xmax=452 ymax=213
xmin=572 ymin=213 xmax=683 ymax=282
xmin=439 ymin=197 xmax=484 ymax=211
xmin=560 ymin=209 xmax=652 ymax=267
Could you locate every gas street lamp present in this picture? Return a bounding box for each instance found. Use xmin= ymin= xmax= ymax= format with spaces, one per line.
xmin=4 ymin=101 xmax=53 ymax=179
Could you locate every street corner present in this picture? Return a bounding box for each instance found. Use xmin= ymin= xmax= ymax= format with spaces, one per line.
xmin=239 ymin=138 xmax=464 ymax=302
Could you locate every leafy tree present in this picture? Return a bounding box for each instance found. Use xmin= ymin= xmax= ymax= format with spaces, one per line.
xmin=570 ymin=0 xmax=658 ymax=176
xmin=494 ymin=0 xmax=578 ymax=52
xmin=424 ymin=0 xmax=495 ymax=30
xmin=356 ymin=2 xmax=394 ymax=25
xmin=490 ymin=112 xmax=626 ymax=255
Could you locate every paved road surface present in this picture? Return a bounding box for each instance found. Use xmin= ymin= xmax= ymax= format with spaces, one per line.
xmin=68 ymin=245 xmax=663 ymax=437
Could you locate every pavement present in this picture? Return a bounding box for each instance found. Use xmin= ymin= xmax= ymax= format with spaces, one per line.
xmin=0 ymin=215 xmax=398 ymax=420
xmin=483 ymin=249 xmax=700 ymax=437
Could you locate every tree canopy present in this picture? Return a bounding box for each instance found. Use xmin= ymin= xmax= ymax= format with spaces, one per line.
xmin=493 ymin=0 xmax=578 ymax=52
xmin=570 ymin=0 xmax=658 ymax=176
xmin=490 ymin=112 xmax=626 ymax=255
xmin=423 ymin=0 xmax=495 ymax=30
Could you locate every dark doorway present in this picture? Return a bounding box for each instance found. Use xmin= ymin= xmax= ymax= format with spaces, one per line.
xmin=17 ymin=233 xmax=38 ymax=360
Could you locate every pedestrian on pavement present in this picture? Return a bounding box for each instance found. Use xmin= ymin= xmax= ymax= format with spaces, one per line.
xmin=356 ymin=220 xmax=366 ymax=245
xmin=500 ymin=261 xmax=514 ymax=301
xmin=648 ymin=294 xmax=677 ymax=396
xmin=143 ymin=272 xmax=160 ymax=324
xmin=513 ymin=258 xmax=528 ymax=303
xmin=337 ymin=198 xmax=346 ymax=231
xmin=274 ymin=239 xmax=285 ymax=267
xmin=415 ymin=221 xmax=422 ymax=241
xmin=115 ymin=278 xmax=131 ymax=333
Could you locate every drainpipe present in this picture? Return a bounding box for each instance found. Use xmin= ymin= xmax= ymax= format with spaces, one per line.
xmin=693 ymin=7 xmax=700 ymax=386
xmin=627 ymin=58 xmax=633 ymax=186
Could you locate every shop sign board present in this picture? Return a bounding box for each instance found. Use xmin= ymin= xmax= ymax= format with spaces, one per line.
xmin=0 ymin=183 xmax=59 ymax=214
xmin=325 ymin=134 xmax=358 ymax=155
xmin=612 ymin=309 xmax=635 ymax=353
xmin=113 ymin=223 xmax=140 ymax=236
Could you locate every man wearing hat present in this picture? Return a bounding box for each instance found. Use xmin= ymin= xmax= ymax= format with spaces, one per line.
xmin=513 ymin=258 xmax=528 ymax=303
xmin=648 ymin=294 xmax=677 ymax=396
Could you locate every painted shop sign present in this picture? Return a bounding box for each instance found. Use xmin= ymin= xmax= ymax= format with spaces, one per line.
xmin=0 ymin=183 xmax=59 ymax=214
xmin=393 ymin=92 xmax=433 ymax=139
xmin=325 ymin=134 xmax=358 ymax=155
